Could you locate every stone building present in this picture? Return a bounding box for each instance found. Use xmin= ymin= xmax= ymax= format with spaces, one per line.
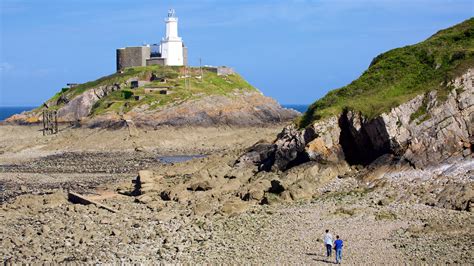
xmin=116 ymin=9 xmax=187 ymax=72
xmin=116 ymin=46 xmax=151 ymax=71
xmin=204 ymin=66 xmax=236 ymax=76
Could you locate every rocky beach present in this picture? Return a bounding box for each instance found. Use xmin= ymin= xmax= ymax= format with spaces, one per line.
xmin=1 ymin=121 xmax=473 ymax=263
xmin=1 ymin=13 xmax=473 ymax=264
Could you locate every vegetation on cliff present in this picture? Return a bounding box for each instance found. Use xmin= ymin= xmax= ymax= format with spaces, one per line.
xmin=45 ymin=65 xmax=258 ymax=115
xmin=299 ymin=18 xmax=474 ymax=128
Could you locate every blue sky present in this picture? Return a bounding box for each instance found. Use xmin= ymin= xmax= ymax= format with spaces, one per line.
xmin=0 ymin=0 xmax=472 ymax=106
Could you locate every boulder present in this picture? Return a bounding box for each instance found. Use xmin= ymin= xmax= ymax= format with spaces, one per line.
xmin=435 ymin=182 xmax=473 ymax=211
xmin=288 ymin=180 xmax=314 ymax=201
xmin=187 ymin=180 xmax=213 ymax=192
xmin=220 ymin=199 xmax=249 ymax=216
xmin=235 ymin=125 xmax=317 ymax=172
xmin=132 ymin=170 xmax=161 ymax=195
xmin=239 ymin=179 xmax=271 ymax=201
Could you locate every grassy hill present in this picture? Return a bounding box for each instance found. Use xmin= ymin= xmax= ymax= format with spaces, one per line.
xmin=45 ymin=65 xmax=257 ymax=115
xmin=299 ymin=18 xmax=474 ymax=128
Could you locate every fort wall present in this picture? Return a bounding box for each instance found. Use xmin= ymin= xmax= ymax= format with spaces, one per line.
xmin=116 ymin=46 xmax=151 ymax=71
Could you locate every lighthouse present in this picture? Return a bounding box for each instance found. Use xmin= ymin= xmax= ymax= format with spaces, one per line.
xmin=116 ymin=9 xmax=187 ymax=71
xmin=160 ymin=9 xmax=185 ymax=66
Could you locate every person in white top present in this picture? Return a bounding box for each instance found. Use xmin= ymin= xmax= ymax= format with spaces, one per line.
xmin=324 ymin=229 xmax=333 ymax=258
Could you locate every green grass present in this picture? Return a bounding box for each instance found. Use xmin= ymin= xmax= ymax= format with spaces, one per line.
xmin=409 ymin=93 xmax=431 ymax=123
xmin=299 ymin=18 xmax=474 ymax=128
xmin=85 ymin=66 xmax=256 ymax=115
xmin=43 ymin=64 xmax=257 ymax=116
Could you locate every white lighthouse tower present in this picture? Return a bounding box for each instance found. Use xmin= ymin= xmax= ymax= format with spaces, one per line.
xmin=160 ymin=9 xmax=184 ymax=66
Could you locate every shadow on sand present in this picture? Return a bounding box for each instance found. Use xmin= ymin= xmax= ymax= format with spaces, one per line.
xmin=306 ymin=253 xmax=336 ymax=264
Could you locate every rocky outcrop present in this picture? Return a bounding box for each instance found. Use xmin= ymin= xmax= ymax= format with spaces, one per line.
xmin=235 ymin=125 xmax=317 ymax=171
xmin=57 ymin=84 xmax=122 ymax=122
xmin=5 ymin=84 xmax=123 ymax=125
xmin=381 ymin=72 xmax=473 ymax=167
xmin=93 ymin=91 xmax=298 ymax=128
xmin=6 ymin=89 xmax=298 ymax=127
xmin=238 ymin=68 xmax=473 ymax=170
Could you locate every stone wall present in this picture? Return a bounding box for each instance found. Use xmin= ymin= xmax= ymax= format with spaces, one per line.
xmin=204 ymin=66 xmax=235 ymax=76
xmin=116 ymin=46 xmax=151 ymax=71
xmin=146 ymin=58 xmax=165 ymax=66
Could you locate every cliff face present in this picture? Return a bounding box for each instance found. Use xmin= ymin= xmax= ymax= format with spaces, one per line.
xmin=84 ymin=90 xmax=298 ymax=128
xmin=56 ymin=84 xmax=121 ymax=122
xmin=234 ymin=19 xmax=474 ymax=212
xmin=299 ymin=18 xmax=474 ymax=127
xmin=238 ymin=68 xmax=473 ymax=170
xmin=234 ymin=69 xmax=473 ymax=211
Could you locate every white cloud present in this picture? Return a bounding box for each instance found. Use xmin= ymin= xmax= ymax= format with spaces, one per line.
xmin=0 ymin=62 xmax=14 ymax=72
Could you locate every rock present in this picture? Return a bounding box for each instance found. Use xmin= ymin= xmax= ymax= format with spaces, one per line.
xmin=111 ymin=229 xmax=121 ymax=236
xmin=272 ymin=125 xmax=315 ymax=171
xmin=100 ymin=219 xmax=111 ymax=224
xmin=280 ymin=191 xmax=292 ymax=201
xmin=123 ymin=91 xmax=299 ymax=128
xmin=435 ymin=182 xmax=473 ymax=211
xmin=288 ymin=180 xmax=314 ymax=201
xmin=268 ymin=180 xmax=285 ymax=194
xmin=377 ymin=198 xmax=390 ymax=206
xmin=146 ymin=200 xmax=165 ymax=211
xmin=240 ymin=179 xmax=271 ymax=201
xmin=7 ymin=73 xmax=299 ymax=127
xmin=138 ymin=170 xmax=155 ymax=183
xmin=260 ymin=192 xmax=283 ymax=205
xmin=236 ymin=125 xmax=317 ymax=172
xmin=188 ymin=180 xmax=213 ymax=191
xmin=237 ymin=68 xmax=474 ymax=172
xmin=133 ymin=170 xmax=161 ymax=195
xmin=23 ymin=227 xmax=35 ymax=238
xmin=234 ymin=141 xmax=276 ymax=171
xmin=462 ymin=148 xmax=471 ymax=157
xmin=135 ymin=194 xmax=154 ymax=204
xmin=193 ymin=201 xmax=213 ymax=216
xmin=220 ymin=199 xmax=249 ymax=216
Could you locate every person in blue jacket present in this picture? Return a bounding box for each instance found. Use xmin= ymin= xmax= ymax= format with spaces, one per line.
xmin=334 ymin=235 xmax=344 ymax=264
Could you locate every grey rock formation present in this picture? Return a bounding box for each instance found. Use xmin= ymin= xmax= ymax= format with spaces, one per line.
xmin=235 ymin=125 xmax=316 ymax=171
xmin=238 ymin=68 xmax=474 ymax=170
xmin=84 ymin=91 xmax=298 ymax=128
xmin=381 ymin=70 xmax=473 ymax=167
xmin=57 ymin=84 xmax=121 ymax=122
xmin=6 ymin=87 xmax=298 ymax=127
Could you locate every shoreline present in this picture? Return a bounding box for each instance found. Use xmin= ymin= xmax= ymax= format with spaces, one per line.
xmin=0 ymin=124 xmax=286 ymax=163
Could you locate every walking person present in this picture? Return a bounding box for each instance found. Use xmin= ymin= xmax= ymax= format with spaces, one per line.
xmin=323 ymin=229 xmax=333 ymax=259
xmin=334 ymin=235 xmax=344 ymax=264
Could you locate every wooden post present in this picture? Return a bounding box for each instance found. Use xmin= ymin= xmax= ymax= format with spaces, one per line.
xmin=42 ymin=110 xmax=46 ymax=136
xmin=54 ymin=110 xmax=58 ymax=134
xmin=42 ymin=109 xmax=58 ymax=135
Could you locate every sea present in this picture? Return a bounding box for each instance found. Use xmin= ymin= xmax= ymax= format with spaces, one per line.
xmin=0 ymin=106 xmax=36 ymax=121
xmin=0 ymin=105 xmax=310 ymax=121
xmin=282 ymin=104 xmax=309 ymax=113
